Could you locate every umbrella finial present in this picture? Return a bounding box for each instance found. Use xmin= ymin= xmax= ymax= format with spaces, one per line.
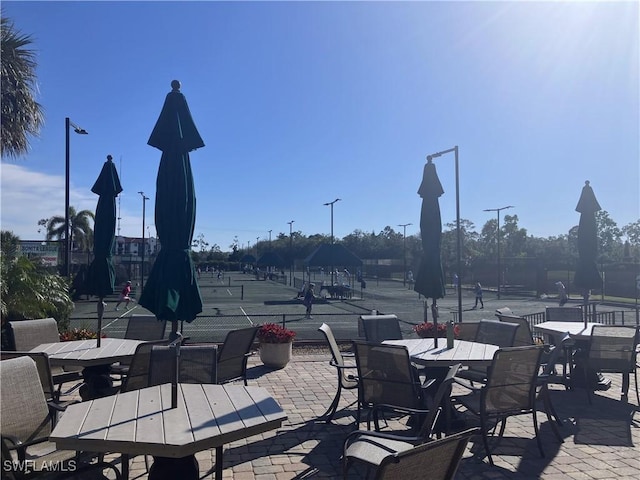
xmin=171 ymin=79 xmax=181 ymax=91
xmin=426 ymin=155 xmax=433 ymax=164
xmin=107 ymin=154 xmax=113 ymax=161
xmin=584 ymin=180 xmax=590 ymax=186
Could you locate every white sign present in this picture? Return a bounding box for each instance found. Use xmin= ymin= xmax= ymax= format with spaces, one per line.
xmin=19 ymin=242 xmax=59 ymax=267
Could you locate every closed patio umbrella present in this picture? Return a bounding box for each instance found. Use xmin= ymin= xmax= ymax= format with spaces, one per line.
xmin=85 ymin=154 xmax=122 ymax=347
xmin=573 ymin=180 xmax=602 ymax=327
xmin=414 ymin=158 xmax=446 ymax=346
xmin=139 ymin=80 xmax=204 ymax=340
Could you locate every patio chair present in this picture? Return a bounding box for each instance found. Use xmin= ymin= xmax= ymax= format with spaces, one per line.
xmin=318 ymin=323 xmax=359 ymax=423
xmin=0 ymin=356 xmax=121 ymax=480
xmin=119 ymin=339 xmax=171 ymax=393
xmin=111 ymin=315 xmax=168 ymax=379
xmin=352 ymin=341 xmax=435 ymax=429
xmin=343 ymin=427 xmax=478 ymax=480
xmin=7 ymin=318 xmax=83 ymax=397
xmin=216 ymin=326 xmax=259 ymax=385
xmin=123 ymin=314 xmax=167 ymax=340
xmin=0 ymin=351 xmax=79 ymax=420
xmin=574 ymin=325 xmax=639 ymax=404
xmin=361 ymin=315 xmax=403 ymax=343
xmin=497 ymin=314 xmax=535 ymax=346
xmin=451 ymin=345 xmax=544 ymax=466
xmin=342 ymin=362 xmax=462 ymax=475
xmin=149 ymin=345 xmax=218 ymax=385
xmin=456 ymin=319 xmax=520 ymax=384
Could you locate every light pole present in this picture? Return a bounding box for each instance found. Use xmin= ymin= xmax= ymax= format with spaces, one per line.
xmin=427 ymin=147 xmax=462 ymax=322
xmin=268 ymin=230 xmax=272 ymax=248
xmin=398 ymin=223 xmax=412 ymax=286
xmin=483 ymin=205 xmax=514 ymax=299
xmin=139 ymin=192 xmax=149 ymax=289
xmin=64 ymin=117 xmax=88 ymax=278
xmin=288 ymin=220 xmax=295 ymax=286
xmin=256 ymin=237 xmax=260 ymax=260
xmin=324 ymin=198 xmax=341 ymax=285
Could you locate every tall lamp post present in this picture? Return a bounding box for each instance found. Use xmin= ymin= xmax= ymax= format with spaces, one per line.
xmin=138 ymin=192 xmax=149 ymax=289
xmin=426 ymin=147 xmax=462 ymax=322
xmin=288 ymin=220 xmax=295 ymax=286
xmin=64 ymin=117 xmax=88 ymax=278
xmin=324 ymin=198 xmax=341 ymax=285
xmin=398 ymin=223 xmax=412 ymax=286
xmin=483 ymin=205 xmax=514 ymax=299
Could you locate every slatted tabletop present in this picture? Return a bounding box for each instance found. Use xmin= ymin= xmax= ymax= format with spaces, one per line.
xmin=533 ymin=322 xmax=602 ymax=341
xmin=384 ymin=338 xmax=498 ymax=366
xmin=29 ymin=338 xmax=142 ymax=367
xmin=50 ymin=383 xmax=287 ymax=458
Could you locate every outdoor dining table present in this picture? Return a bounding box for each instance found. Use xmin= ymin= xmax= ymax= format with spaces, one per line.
xmin=533 ymin=321 xmax=606 ymax=389
xmin=49 ymin=382 xmax=287 ymax=480
xmin=30 ymin=338 xmax=143 ymax=400
xmin=533 ymin=321 xmax=603 ymax=342
xmin=383 ymin=338 xmax=499 ymax=367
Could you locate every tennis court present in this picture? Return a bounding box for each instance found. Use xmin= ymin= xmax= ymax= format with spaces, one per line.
xmin=70 ymin=271 xmax=636 ymax=343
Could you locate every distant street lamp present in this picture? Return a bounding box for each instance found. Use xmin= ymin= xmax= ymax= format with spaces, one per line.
xmin=64 ymin=117 xmax=88 ymax=278
xmin=288 ymin=220 xmax=295 ymax=286
xmin=398 ymin=223 xmax=412 ymax=286
xmin=139 ymin=192 xmax=149 ymax=289
xmin=324 ymin=198 xmax=341 ymax=285
xmin=268 ymin=229 xmax=272 ymax=248
xmin=483 ymin=205 xmax=514 ymax=299
xmin=426 ymin=146 xmax=462 ymax=322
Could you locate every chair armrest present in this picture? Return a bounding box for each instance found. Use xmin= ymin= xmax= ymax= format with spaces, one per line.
xmin=329 ymin=359 xmax=357 ymax=370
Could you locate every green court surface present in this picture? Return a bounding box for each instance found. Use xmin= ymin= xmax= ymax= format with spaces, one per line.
xmin=70 ymin=272 xmax=637 ymax=343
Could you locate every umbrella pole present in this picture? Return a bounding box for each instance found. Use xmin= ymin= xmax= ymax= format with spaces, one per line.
xmin=96 ymin=299 xmax=105 ymax=348
xmin=582 ymin=290 xmax=590 ymax=328
xmin=431 ymin=299 xmax=439 ymax=348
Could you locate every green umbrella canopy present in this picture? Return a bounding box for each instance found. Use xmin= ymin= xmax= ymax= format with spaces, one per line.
xmin=573 ymin=180 xmax=602 ymax=291
xmin=139 ymin=80 xmax=204 ymax=323
xmin=85 ymin=155 xmax=122 ymax=298
xmin=414 ymin=159 xmax=446 ymax=300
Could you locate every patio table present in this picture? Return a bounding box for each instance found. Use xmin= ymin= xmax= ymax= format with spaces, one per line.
xmin=30 ymin=338 xmax=143 ymax=399
xmin=383 ymin=338 xmax=499 ymax=367
xmin=50 ymin=382 xmax=287 ymax=480
xmin=533 ymin=321 xmax=607 ymax=389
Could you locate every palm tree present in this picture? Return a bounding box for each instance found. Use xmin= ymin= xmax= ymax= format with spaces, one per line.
xmin=46 ymin=207 xmax=95 ymax=253
xmin=1 ymin=16 xmax=44 ymax=159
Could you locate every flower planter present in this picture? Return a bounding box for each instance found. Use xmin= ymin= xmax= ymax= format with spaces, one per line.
xmin=259 ymin=342 xmax=293 ymax=369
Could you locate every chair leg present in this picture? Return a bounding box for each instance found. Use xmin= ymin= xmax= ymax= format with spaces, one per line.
xmin=480 ymin=414 xmax=494 ymax=466
xmin=319 ymin=384 xmax=342 ymax=423
xmin=532 ymin=409 xmax=545 ymax=458
xmin=540 ymin=387 xmax=564 ymax=443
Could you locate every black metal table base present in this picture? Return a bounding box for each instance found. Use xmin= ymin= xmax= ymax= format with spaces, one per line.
xmin=148 ymin=456 xmax=199 ymax=480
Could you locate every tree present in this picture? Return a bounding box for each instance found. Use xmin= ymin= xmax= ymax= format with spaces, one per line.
xmin=1 ymin=231 xmax=73 ymax=349
xmin=595 ymin=210 xmax=623 ymax=261
xmin=622 ymin=219 xmax=640 ymax=261
xmin=1 ymin=16 xmax=44 ymax=159
xmin=45 ymin=206 xmax=95 ymax=253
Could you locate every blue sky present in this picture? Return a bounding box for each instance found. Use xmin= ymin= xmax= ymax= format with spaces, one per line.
xmin=1 ymin=0 xmax=638 ymax=252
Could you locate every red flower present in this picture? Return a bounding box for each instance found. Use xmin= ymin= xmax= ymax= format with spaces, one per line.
xmin=257 ymin=323 xmax=296 ymax=344
xmin=413 ymin=322 xmax=460 ymax=338
xmin=60 ymin=328 xmax=107 ymax=341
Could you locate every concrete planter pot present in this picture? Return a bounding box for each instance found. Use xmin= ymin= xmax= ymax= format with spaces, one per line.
xmin=259 ymin=342 xmax=293 ymax=369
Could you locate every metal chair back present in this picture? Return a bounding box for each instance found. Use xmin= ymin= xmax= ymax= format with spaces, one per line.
xmin=475 ymin=319 xmax=519 ymax=347
xmin=7 ymin=318 xmax=59 ymax=350
xmin=497 ymin=315 xmax=535 ymax=346
xmin=120 ymin=339 xmax=170 ymax=393
xmin=149 ymin=345 xmax=218 ymax=385
xmin=374 ymin=428 xmax=478 ymax=480
xmin=216 ymin=326 xmax=259 ymax=384
xmin=124 ymin=315 xmax=167 ymax=340
xmin=361 ymin=315 xmax=402 ymax=343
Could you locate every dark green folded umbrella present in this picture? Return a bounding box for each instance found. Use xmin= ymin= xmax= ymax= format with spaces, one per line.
xmin=139 ymin=80 xmax=204 ymax=337
xmin=85 ymin=154 xmax=122 ymax=346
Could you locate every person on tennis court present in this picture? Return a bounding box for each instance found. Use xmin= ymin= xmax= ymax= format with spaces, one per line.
xmin=303 ymin=283 xmax=316 ymax=319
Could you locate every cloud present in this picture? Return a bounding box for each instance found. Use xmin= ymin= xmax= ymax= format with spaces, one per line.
xmin=1 ymin=163 xmax=94 ymax=240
